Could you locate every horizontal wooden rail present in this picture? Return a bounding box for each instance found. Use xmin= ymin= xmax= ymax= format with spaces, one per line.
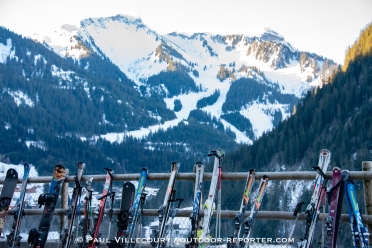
xmin=1 ymin=171 xmax=372 ymax=184
xmin=7 ymin=208 xmax=372 ymax=224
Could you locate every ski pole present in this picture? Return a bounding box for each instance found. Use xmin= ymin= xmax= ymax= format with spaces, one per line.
xmin=287 ymin=201 xmax=305 ymax=247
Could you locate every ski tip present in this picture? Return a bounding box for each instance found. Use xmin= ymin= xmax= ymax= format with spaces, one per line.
xmin=6 ymin=168 xmax=18 ymax=177
xmin=171 ymin=162 xmax=180 ymax=169
xmin=195 ymin=161 xmax=203 ymax=166
xmin=104 ymin=168 xmax=114 ymax=176
xmin=207 ymin=148 xmax=225 ymax=159
xmin=87 ymin=177 xmax=93 ymax=183
xmin=24 ymin=162 xmax=29 ymax=167
xmin=262 ymin=175 xmax=269 ymax=180
xmin=140 ymin=167 xmax=148 ymax=173
xmin=207 ymin=150 xmax=216 ymax=156
xmin=320 ymin=149 xmax=330 ymax=155
xmin=55 ymin=164 xmax=65 ymax=169
xmin=78 ymin=161 xmax=86 ymax=168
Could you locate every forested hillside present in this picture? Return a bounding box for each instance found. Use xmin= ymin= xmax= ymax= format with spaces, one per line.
xmin=220 ymin=23 xmax=372 ymax=242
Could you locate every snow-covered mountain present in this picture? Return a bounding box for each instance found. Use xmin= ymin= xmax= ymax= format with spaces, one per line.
xmin=3 ymin=14 xmax=338 ymax=146
xmin=29 ymin=14 xmax=338 ymax=144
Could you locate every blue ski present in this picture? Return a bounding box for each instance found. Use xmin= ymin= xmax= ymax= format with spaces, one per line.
xmin=345 ymin=173 xmax=370 ymax=248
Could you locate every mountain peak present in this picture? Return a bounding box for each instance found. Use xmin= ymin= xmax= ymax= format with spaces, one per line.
xmin=260 ymin=27 xmax=285 ymax=42
xmin=80 ymin=14 xmax=145 ymax=30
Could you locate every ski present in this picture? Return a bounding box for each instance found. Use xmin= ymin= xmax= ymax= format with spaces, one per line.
xmin=61 ymin=162 xmax=86 ymax=248
xmin=227 ymin=169 xmax=255 ymax=248
xmin=186 ymin=162 xmax=205 ymax=248
xmin=324 ymin=167 xmax=345 ymax=247
xmin=199 ymin=148 xmax=225 ymax=243
xmin=108 ymin=182 xmax=135 ymax=248
xmin=77 ymin=177 xmax=94 ymax=248
xmin=7 ymin=163 xmax=30 ymax=248
xmin=88 ymin=168 xmax=113 ymax=248
xmin=168 ymin=190 xmax=183 ymax=247
xmin=28 ymin=164 xmax=66 ymax=248
xmin=241 ymin=175 xmax=269 ymax=248
xmin=345 ymin=173 xmax=370 ymax=248
xmin=151 ymin=162 xmax=180 ymax=248
xmin=287 ymin=201 xmax=305 ymax=248
xmin=298 ymin=149 xmax=331 ymax=248
xmin=126 ymin=168 xmax=148 ymax=248
xmin=0 ymin=168 xmax=18 ymax=237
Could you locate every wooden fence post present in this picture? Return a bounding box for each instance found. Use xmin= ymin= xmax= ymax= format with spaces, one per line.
xmin=362 ymin=161 xmax=372 ymax=243
xmin=60 ymin=169 xmax=69 ymax=232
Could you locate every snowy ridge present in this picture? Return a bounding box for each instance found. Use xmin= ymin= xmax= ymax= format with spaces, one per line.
xmin=23 ymin=14 xmax=337 ymax=144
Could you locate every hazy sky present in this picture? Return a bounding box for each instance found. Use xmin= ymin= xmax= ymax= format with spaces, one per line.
xmin=0 ymin=0 xmax=371 ymax=64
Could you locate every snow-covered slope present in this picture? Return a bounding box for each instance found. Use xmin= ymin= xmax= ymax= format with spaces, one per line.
xmin=28 ymin=14 xmax=337 ymax=144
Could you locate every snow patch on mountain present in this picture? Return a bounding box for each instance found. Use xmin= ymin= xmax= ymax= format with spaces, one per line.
xmin=3 ymin=89 xmax=34 ymax=107
xmin=0 ymin=38 xmax=15 ymax=63
xmin=79 ymin=15 xmax=165 ymax=83
xmin=51 ymin=65 xmax=74 ymax=81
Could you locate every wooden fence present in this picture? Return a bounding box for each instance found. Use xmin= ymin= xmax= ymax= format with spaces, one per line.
xmin=1 ymin=161 xmax=372 ymax=243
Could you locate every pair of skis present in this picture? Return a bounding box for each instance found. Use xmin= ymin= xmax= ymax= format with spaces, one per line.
xmin=87 ymin=168 xmax=114 ymax=248
xmin=6 ymin=163 xmax=30 ymax=248
xmin=240 ymin=174 xmax=270 ymax=248
xmin=151 ymin=162 xmax=181 ymax=248
xmin=60 ymin=162 xmax=86 ymax=248
xmin=226 ymin=169 xmax=256 ymax=248
xmin=186 ymin=162 xmax=205 ymax=248
xmin=344 ymin=174 xmax=370 ymax=247
xmin=297 ymin=149 xmax=331 ymax=248
xmin=1 ymin=165 xmax=24 ymax=247
xmin=199 ymin=148 xmax=225 ymax=245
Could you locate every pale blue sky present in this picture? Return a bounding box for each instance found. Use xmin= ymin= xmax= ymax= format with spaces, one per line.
xmin=0 ymin=0 xmax=371 ymax=64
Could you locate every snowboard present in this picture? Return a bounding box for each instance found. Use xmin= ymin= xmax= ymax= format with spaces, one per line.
xmin=28 ymin=164 xmax=66 ymax=248
xmin=0 ymin=168 xmax=18 ymax=236
xmin=117 ymin=182 xmax=135 ymax=235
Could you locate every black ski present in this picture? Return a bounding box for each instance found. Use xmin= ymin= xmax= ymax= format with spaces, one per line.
xmin=0 ymin=168 xmax=18 ymax=237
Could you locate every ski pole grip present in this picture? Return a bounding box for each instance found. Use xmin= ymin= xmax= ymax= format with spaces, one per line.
xmin=293 ymin=201 xmax=305 ymax=217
